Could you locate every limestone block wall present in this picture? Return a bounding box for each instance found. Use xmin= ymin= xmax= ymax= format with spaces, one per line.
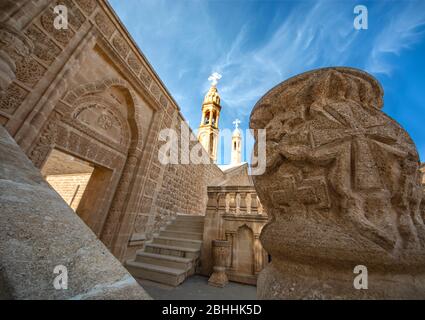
xmin=133 ymin=114 xmax=224 ymax=238
xmin=45 ymin=173 xmax=92 ymax=210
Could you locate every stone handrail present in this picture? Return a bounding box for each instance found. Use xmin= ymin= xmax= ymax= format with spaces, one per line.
xmin=206 ymin=186 xmax=265 ymax=216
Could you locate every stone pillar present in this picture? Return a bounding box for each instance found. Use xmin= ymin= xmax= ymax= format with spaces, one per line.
xmin=250 ymin=67 xmax=425 ymax=299
xmin=253 ymin=234 xmax=263 ymax=274
xmin=208 ymin=240 xmax=231 ymax=288
xmin=246 ymin=192 xmax=252 ymax=214
xmin=200 ymin=190 xmax=220 ymax=275
xmin=239 ymin=192 xmax=247 ymax=214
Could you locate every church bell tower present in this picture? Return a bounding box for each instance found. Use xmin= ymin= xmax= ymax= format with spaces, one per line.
xmin=231 ymin=118 xmax=242 ymax=164
xmin=197 ymin=73 xmax=222 ymax=163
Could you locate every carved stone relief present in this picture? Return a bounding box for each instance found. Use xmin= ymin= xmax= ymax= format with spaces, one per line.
xmin=94 ymin=11 xmax=114 ymax=39
xmin=76 ymin=0 xmax=97 ymax=16
xmin=72 ymin=100 xmax=126 ymax=146
xmin=0 ymin=82 xmax=29 ymax=114
xmin=24 ymin=24 xmax=61 ymax=65
xmin=250 ymin=67 xmax=425 ymax=299
xmin=0 ymin=22 xmax=33 ymax=92
xmin=40 ymin=8 xmax=75 ymax=46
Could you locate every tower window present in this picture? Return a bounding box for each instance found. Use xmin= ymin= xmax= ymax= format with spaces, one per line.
xmin=234 ymin=141 xmax=236 ymax=150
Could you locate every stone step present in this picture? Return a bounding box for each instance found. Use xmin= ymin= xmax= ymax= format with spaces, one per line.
xmin=175 ymin=215 xmax=205 ymax=221
xmin=135 ymin=251 xmax=193 ymax=270
xmin=144 ymin=243 xmax=200 ymax=259
xmin=153 ymin=236 xmax=202 ymax=250
xmin=166 ymin=223 xmax=204 ymax=232
xmin=171 ymin=220 xmax=204 ymax=226
xmin=160 ymin=230 xmax=203 ymax=240
xmin=126 ymin=214 xmax=204 ymax=287
xmin=125 ymin=260 xmax=186 ymax=286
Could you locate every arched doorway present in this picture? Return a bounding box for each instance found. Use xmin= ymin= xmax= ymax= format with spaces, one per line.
xmin=28 ymin=78 xmax=144 ymax=243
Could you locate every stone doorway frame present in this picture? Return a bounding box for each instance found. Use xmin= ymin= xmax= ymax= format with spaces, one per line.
xmin=41 ymin=147 xmax=114 ymax=234
xmin=27 ymin=78 xmax=145 ymax=245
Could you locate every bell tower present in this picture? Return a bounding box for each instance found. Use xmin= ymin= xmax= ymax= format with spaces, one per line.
xmin=231 ymin=118 xmax=242 ymax=164
xmin=197 ymin=72 xmax=222 ymax=163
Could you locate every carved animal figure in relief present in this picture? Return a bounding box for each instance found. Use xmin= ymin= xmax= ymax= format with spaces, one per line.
xmin=250 ymin=67 xmax=425 ymax=261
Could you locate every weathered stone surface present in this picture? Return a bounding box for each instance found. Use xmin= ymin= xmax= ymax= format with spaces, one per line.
xmin=208 ymin=240 xmax=231 ymax=287
xmin=250 ymin=67 xmax=425 ymax=299
xmin=0 ymin=0 xmax=224 ymax=263
xmin=0 ymin=125 xmax=151 ymax=299
xmin=200 ymin=185 xmax=269 ymax=285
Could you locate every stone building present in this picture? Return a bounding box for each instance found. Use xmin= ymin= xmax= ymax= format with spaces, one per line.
xmin=2 ymin=0 xmax=423 ymax=300
xmin=0 ymin=0 xmax=268 ymax=298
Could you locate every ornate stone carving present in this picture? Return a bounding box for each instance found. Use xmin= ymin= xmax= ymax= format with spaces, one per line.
xmin=71 ymin=98 xmax=128 ymax=148
xmin=0 ymin=82 xmax=28 ymax=113
xmin=0 ymin=22 xmax=33 ymax=92
xmin=95 ymin=11 xmax=115 ymax=39
xmin=139 ymin=67 xmax=152 ymax=87
xmin=29 ymin=111 xmax=61 ymax=168
xmin=159 ymin=94 xmax=168 ymax=109
xmin=97 ymin=113 xmax=113 ymax=130
xmin=112 ymin=34 xmax=130 ymax=58
xmin=150 ymin=82 xmax=161 ymax=100
xmin=40 ymin=8 xmax=75 ymax=46
xmin=61 ymin=0 xmax=86 ymax=30
xmin=127 ymin=52 xmax=142 ymax=74
xmin=75 ymin=0 xmax=97 ymax=15
xmin=24 ymin=25 xmax=61 ymax=65
xmin=13 ymin=54 xmax=47 ymax=88
xmin=250 ymin=67 xmax=425 ymax=299
xmin=208 ymin=240 xmax=231 ymax=287
xmin=101 ymin=150 xmax=141 ymax=247
xmin=134 ymin=214 xmax=149 ymax=233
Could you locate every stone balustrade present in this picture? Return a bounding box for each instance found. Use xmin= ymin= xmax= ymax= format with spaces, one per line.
xmin=200 ymin=185 xmax=269 ymax=285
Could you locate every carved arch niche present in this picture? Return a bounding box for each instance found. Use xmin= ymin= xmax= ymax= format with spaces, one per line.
xmin=235 ymin=224 xmax=255 ymax=276
xmin=29 ymin=78 xmax=144 ymax=237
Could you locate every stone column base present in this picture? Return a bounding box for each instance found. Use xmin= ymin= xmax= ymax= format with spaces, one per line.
xmin=257 ymin=260 xmax=425 ymax=300
xmin=208 ymin=266 xmax=229 ymax=288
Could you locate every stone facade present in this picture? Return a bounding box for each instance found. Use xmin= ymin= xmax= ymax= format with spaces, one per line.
xmin=250 ymin=67 xmax=425 ymax=299
xmin=200 ymin=164 xmax=269 ymax=286
xmin=0 ymin=0 xmax=223 ymax=264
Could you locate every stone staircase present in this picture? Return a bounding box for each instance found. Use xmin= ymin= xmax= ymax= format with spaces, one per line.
xmin=125 ymin=214 xmax=204 ymax=286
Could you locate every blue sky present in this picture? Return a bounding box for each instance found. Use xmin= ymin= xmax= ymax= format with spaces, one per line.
xmin=109 ymin=0 xmax=425 ymax=164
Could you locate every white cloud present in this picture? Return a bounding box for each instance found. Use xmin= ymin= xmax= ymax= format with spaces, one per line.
xmin=366 ymin=2 xmax=425 ymax=75
xmin=210 ymin=1 xmax=357 ymax=110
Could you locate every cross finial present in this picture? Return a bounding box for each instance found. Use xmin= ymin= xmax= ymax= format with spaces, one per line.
xmin=233 ymin=118 xmax=241 ymax=129
xmin=208 ymin=72 xmax=222 ymax=87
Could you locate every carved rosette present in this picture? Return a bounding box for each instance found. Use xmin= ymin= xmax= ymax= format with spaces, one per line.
xmin=208 ymin=240 xmax=231 ymax=288
xmin=250 ymin=67 xmax=425 ymax=299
